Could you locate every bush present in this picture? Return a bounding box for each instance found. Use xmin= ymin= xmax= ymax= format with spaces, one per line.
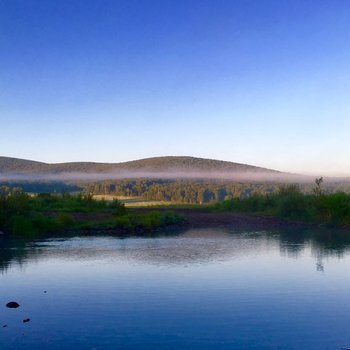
xmin=11 ymin=216 xmax=37 ymax=236
xmin=110 ymin=199 xmax=127 ymax=216
xmin=114 ymin=215 xmax=135 ymax=231
xmin=56 ymin=213 xmax=75 ymax=228
xmin=160 ymin=211 xmax=185 ymax=225
xmin=275 ymin=185 xmax=308 ymax=219
xmin=314 ymin=192 xmax=350 ymax=224
xmin=140 ymin=211 xmax=161 ymax=229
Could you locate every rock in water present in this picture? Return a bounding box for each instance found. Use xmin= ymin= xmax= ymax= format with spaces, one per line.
xmin=23 ymin=318 xmax=30 ymax=323
xmin=6 ymin=301 xmax=20 ymax=308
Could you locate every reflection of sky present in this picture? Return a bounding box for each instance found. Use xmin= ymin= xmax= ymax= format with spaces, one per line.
xmin=1 ymin=229 xmax=350 ymax=349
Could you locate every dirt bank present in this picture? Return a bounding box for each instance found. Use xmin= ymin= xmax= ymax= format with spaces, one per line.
xmin=131 ymin=208 xmax=311 ymax=230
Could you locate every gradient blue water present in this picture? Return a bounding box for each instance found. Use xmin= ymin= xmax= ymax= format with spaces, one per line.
xmin=1 ymin=228 xmax=350 ymax=349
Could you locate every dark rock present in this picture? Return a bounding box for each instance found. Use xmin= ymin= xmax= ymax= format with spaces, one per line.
xmin=23 ymin=318 xmax=30 ymax=323
xmin=44 ymin=291 xmax=47 ymax=293
xmin=3 ymin=325 xmax=7 ymax=328
xmin=6 ymin=301 xmax=20 ymax=309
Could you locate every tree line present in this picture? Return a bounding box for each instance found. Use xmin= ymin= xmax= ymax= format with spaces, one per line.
xmin=2 ymin=179 xmax=350 ymax=205
xmin=79 ymin=179 xmax=339 ymax=204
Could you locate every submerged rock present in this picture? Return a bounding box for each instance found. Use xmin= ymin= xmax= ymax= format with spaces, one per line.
xmin=6 ymin=301 xmax=20 ymax=309
xmin=3 ymin=325 xmax=8 ymax=328
xmin=23 ymin=318 xmax=30 ymax=323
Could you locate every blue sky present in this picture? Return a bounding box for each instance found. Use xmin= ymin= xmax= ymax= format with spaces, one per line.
xmin=1 ymin=0 xmax=350 ymax=175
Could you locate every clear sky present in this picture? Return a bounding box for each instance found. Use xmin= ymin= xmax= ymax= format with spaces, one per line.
xmin=1 ymin=0 xmax=350 ymax=175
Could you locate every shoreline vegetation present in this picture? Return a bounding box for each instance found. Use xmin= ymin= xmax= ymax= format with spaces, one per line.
xmin=214 ymin=181 xmax=350 ymax=227
xmin=1 ymin=179 xmax=350 ymax=238
xmin=0 ymin=188 xmax=186 ymax=237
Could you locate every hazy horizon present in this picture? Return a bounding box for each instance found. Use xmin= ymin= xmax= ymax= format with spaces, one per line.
xmin=2 ymin=154 xmax=349 ymax=181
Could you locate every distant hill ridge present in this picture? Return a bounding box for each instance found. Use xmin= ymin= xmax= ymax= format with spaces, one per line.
xmin=0 ymin=156 xmax=280 ymax=175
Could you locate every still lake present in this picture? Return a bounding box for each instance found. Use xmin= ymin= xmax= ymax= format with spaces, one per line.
xmin=1 ymin=227 xmax=350 ymax=349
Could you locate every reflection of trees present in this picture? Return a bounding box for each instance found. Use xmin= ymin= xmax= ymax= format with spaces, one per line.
xmin=311 ymin=229 xmax=350 ymax=256
xmin=0 ymin=229 xmax=279 ymax=269
xmin=0 ymin=237 xmax=30 ymax=273
xmin=0 ymin=230 xmax=184 ymax=273
xmin=29 ymin=229 xmax=276 ymax=266
xmin=2 ymin=228 xmax=350 ymax=273
xmin=277 ymin=228 xmax=308 ymax=258
xmin=309 ymin=230 xmax=350 ymax=272
xmin=275 ymin=227 xmax=350 ymax=271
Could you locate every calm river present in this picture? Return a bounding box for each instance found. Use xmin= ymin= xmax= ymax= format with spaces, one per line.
xmin=1 ymin=227 xmax=350 ymax=349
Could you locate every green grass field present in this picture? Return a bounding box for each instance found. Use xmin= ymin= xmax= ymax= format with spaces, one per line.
xmin=92 ymin=194 xmax=179 ymax=207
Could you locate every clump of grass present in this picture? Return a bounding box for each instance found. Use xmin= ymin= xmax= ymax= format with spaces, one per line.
xmin=112 ymin=211 xmax=185 ymax=232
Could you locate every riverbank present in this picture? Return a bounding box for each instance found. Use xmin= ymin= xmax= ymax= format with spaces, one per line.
xmin=0 ymin=189 xmax=185 ymax=237
xmin=130 ymin=207 xmax=323 ymax=230
xmin=0 ymin=206 xmax=312 ymax=239
xmin=2 ymin=186 xmax=350 ymax=238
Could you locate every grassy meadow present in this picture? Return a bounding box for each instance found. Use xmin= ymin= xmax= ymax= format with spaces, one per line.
xmin=92 ymin=194 xmax=176 ymax=207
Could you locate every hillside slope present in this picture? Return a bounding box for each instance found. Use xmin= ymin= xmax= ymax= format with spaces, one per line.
xmin=0 ymin=156 xmax=46 ymax=172
xmin=0 ymin=156 xmax=279 ymax=176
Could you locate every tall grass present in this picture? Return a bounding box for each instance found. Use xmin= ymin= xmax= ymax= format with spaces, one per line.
xmin=215 ymin=185 xmax=350 ymax=225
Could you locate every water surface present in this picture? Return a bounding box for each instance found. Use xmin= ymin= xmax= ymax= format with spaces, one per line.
xmin=1 ymin=228 xmax=350 ymax=349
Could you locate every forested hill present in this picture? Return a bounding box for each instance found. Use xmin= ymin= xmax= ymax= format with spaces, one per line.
xmin=0 ymin=156 xmax=278 ymax=173
xmin=0 ymin=156 xmax=280 ymax=177
xmin=0 ymin=157 xmax=46 ymax=173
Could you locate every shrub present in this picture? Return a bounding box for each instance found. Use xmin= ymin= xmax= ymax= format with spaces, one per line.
xmin=110 ymin=199 xmax=127 ymax=216
xmin=114 ymin=215 xmax=134 ymax=231
xmin=11 ymin=216 xmax=36 ymax=236
xmin=140 ymin=212 xmax=161 ymax=229
xmin=56 ymin=213 xmax=75 ymax=228
xmin=314 ymin=192 xmax=350 ymax=224
xmin=275 ymin=185 xmax=308 ymax=219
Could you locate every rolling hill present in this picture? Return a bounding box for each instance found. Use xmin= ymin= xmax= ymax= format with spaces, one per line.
xmin=1 ymin=156 xmax=341 ymax=201
xmin=0 ymin=156 xmax=281 ymax=178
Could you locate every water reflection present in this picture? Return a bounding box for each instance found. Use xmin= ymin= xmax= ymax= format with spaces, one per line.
xmin=1 ymin=227 xmax=350 ymax=273
xmin=0 ymin=237 xmax=28 ymax=273
xmin=274 ymin=227 xmax=350 ymax=272
xmin=277 ymin=227 xmax=350 ymax=255
xmin=2 ymin=228 xmax=350 ymax=350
